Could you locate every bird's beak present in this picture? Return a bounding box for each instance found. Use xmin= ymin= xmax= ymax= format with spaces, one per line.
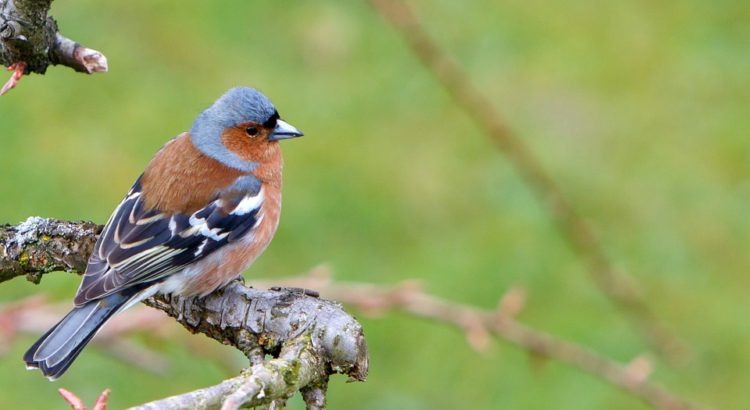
xmin=269 ymin=119 xmax=303 ymax=141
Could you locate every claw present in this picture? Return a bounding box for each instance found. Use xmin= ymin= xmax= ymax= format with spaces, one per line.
xmin=1 ymin=62 xmax=26 ymax=96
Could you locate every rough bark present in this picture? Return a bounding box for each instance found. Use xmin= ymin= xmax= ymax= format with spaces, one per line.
xmin=0 ymin=217 xmax=368 ymax=408
xmin=0 ymin=217 xmax=100 ymax=284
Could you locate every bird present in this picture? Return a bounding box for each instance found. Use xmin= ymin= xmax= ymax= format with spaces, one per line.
xmin=23 ymin=86 xmax=303 ymax=380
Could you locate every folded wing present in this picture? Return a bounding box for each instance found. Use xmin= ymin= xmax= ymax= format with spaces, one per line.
xmin=74 ymin=177 xmax=262 ymax=306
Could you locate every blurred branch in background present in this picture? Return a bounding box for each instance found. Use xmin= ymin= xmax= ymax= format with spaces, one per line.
xmin=256 ymin=268 xmax=705 ymax=410
xmin=0 ymin=218 xmax=368 ymax=409
xmin=1 ymin=218 xmax=704 ymax=409
xmin=0 ymin=0 xmax=107 ymax=95
xmin=368 ymin=0 xmax=683 ymax=359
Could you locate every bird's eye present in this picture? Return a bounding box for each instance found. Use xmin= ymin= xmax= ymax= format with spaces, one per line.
xmin=245 ymin=126 xmax=259 ymax=137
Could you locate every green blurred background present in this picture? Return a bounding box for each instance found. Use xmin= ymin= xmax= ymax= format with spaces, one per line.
xmin=1 ymin=0 xmax=748 ymax=408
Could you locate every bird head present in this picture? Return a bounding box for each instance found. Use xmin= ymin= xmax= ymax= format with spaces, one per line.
xmin=190 ymin=87 xmax=303 ymax=171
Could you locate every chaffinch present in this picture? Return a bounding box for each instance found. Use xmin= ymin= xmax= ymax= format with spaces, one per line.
xmin=24 ymin=87 xmax=303 ymax=380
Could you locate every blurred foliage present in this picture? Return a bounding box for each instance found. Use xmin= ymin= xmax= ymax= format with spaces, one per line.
xmin=1 ymin=0 xmax=748 ymax=408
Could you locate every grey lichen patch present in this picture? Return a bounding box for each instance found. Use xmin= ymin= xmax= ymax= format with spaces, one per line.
xmin=14 ymin=216 xmax=47 ymax=246
xmin=0 ymin=217 xmax=102 ymax=284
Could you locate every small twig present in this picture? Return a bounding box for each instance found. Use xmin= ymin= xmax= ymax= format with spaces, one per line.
xmin=58 ymin=388 xmax=85 ymax=410
xmin=51 ymin=33 xmax=108 ymax=74
xmin=93 ymin=389 xmax=111 ymax=410
xmin=58 ymin=388 xmax=110 ymax=410
xmin=0 ymin=61 xmax=24 ymax=95
xmin=367 ymin=0 xmax=683 ymax=359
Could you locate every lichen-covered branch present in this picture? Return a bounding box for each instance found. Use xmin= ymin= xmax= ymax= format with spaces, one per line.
xmin=0 ymin=217 xmax=368 ymax=409
xmin=143 ymin=283 xmax=368 ymax=384
xmin=0 ymin=217 xmax=100 ymax=284
xmin=0 ymin=0 xmax=107 ymax=94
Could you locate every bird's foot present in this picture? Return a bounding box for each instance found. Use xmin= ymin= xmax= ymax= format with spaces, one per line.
xmin=270 ymin=286 xmax=320 ymax=298
xmin=1 ymin=62 xmax=26 ymax=96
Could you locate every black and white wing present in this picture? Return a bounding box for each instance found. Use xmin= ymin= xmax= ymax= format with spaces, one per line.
xmin=74 ymin=178 xmax=262 ymax=305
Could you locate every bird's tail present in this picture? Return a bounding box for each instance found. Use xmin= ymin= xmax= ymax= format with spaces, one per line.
xmin=23 ymin=292 xmax=133 ymax=380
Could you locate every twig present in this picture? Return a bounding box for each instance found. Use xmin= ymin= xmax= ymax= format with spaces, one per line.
xmin=367 ymin=0 xmax=682 ymax=358
xmin=0 ymin=61 xmax=23 ymax=95
xmin=0 ymin=0 xmax=107 ymax=95
xmin=93 ymin=389 xmax=111 ymax=410
xmin=59 ymin=388 xmax=86 ymax=410
xmin=58 ymin=388 xmax=110 ymax=410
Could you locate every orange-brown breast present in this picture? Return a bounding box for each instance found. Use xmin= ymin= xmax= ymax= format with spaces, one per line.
xmin=179 ymin=185 xmax=282 ymax=296
xmin=140 ymin=133 xmax=248 ymax=214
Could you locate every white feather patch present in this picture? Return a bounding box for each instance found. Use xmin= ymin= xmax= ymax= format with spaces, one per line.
xmin=231 ymin=190 xmax=264 ymax=216
xmin=188 ymin=214 xmax=230 ymax=241
xmin=194 ymin=238 xmax=208 ymax=256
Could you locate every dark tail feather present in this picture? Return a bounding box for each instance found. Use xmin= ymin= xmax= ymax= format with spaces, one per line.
xmin=23 ymin=292 xmax=132 ymax=380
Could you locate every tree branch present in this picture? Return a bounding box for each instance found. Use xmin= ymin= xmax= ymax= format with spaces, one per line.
xmin=0 ymin=0 xmax=107 ymax=94
xmin=1 ymin=217 xmax=368 ymax=409
xmin=2 ymin=217 xmax=704 ymax=409
xmin=0 ymin=217 xmax=100 ymax=284
xmin=131 ymin=333 xmax=328 ymax=410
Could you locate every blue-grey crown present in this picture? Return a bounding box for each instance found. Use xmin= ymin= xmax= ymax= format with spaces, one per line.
xmin=190 ymin=87 xmax=278 ymax=171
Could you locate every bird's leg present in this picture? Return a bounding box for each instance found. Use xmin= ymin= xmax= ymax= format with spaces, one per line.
xmin=0 ymin=62 xmax=26 ymax=96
